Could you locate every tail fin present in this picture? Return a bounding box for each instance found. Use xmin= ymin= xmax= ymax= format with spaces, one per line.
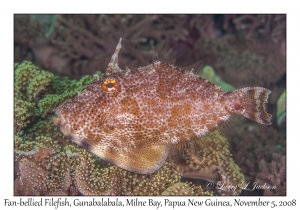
xmin=233 ymin=87 xmax=272 ymax=125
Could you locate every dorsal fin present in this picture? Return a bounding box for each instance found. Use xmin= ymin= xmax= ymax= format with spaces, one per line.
xmin=181 ymin=61 xmax=203 ymax=76
xmin=106 ymin=38 xmax=123 ymax=76
xmin=152 ymin=49 xmax=174 ymax=65
xmin=151 ymin=42 xmax=176 ymax=65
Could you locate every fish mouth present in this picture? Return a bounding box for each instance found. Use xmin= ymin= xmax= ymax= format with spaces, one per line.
xmin=53 ymin=117 xmax=74 ymax=140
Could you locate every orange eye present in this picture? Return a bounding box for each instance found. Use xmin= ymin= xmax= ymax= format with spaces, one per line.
xmin=102 ymin=78 xmax=118 ymax=93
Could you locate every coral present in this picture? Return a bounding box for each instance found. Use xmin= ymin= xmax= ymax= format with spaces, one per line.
xmin=14 ymin=15 xmax=55 ymax=46
xmin=188 ymin=15 xmax=221 ymax=39
xmin=14 ymin=61 xmax=44 ymax=101
xmin=14 ymin=61 xmax=95 ymax=121
xmin=276 ymin=89 xmax=286 ymax=126
xmin=194 ymin=34 xmax=286 ymax=88
xmin=188 ymin=15 xmax=286 ymax=117
xmin=223 ymin=14 xmax=286 ymax=46
xmin=14 ymin=15 xmax=286 ymax=88
xmin=172 ymin=130 xmax=245 ymax=195
xmin=14 ymin=148 xmax=58 ymax=196
xmin=14 ymin=99 xmax=38 ymax=136
xmin=201 ymin=65 xmax=235 ymax=91
xmin=38 ymin=75 xmax=95 ymax=117
xmin=14 ymin=61 xmax=54 ymax=135
xmin=228 ymin=119 xmax=286 ymax=195
xmin=14 ymin=61 xmax=97 ymax=195
xmin=74 ymin=158 xmax=181 ymax=196
xmin=14 ymin=118 xmax=68 ymax=196
xmin=256 ymin=156 xmax=286 ymax=196
xmin=14 ymin=146 xmax=78 ymax=196
xmin=31 ymin=14 xmax=191 ymax=79
xmin=14 ymin=138 xmax=214 ymax=196
xmin=16 ymin=14 xmax=225 ymax=79
xmin=162 ymin=182 xmax=213 ymax=196
xmin=14 ymin=133 xmax=189 ymax=196
xmin=14 ymin=15 xmax=56 ymax=64
xmin=27 ymin=71 xmax=54 ymax=102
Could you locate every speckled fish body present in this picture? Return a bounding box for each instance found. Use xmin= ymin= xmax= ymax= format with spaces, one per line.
xmin=54 ymin=38 xmax=271 ymax=174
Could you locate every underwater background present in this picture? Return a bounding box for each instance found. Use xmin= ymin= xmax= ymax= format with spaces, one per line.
xmin=14 ymin=14 xmax=286 ymax=196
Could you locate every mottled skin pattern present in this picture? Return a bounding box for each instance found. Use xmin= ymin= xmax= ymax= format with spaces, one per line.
xmin=54 ymin=39 xmax=271 ymax=174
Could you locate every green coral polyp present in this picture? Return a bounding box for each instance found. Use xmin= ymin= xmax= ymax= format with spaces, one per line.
xmin=27 ymin=71 xmax=54 ymax=102
xmin=39 ymin=75 xmax=95 ymax=117
xmin=15 ymin=61 xmax=40 ymax=100
xmin=14 ymin=98 xmax=38 ymax=135
xmin=202 ymin=65 xmax=235 ymax=91
xmin=14 ymin=60 xmax=96 ymax=163
xmin=14 ymin=61 xmax=95 ymax=120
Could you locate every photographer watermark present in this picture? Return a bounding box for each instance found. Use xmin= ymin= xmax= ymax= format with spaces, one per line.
xmin=205 ymin=181 xmax=276 ymax=192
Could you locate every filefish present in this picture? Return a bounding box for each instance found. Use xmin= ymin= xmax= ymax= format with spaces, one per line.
xmin=54 ymin=38 xmax=271 ymax=174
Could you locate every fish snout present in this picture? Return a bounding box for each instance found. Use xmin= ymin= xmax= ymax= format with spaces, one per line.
xmin=53 ymin=117 xmax=74 ymax=139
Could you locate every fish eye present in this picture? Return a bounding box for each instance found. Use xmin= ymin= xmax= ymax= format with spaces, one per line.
xmin=102 ymin=78 xmax=118 ymax=93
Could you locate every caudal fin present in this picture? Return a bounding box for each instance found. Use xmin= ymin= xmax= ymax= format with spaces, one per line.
xmin=233 ymin=87 xmax=272 ymax=125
